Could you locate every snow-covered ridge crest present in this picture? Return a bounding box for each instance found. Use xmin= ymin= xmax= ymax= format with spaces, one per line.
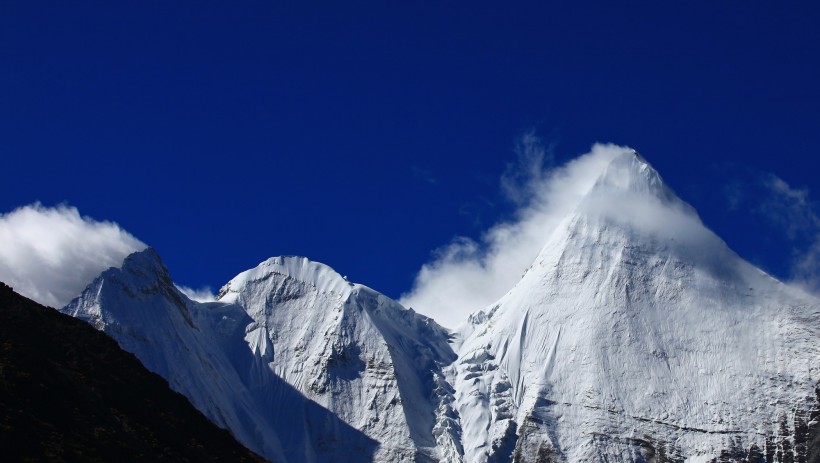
xmin=216 ymin=255 xmax=354 ymax=303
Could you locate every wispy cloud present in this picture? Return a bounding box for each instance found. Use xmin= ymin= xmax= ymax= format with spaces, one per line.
xmin=722 ymin=180 xmax=746 ymax=211
xmin=718 ymin=168 xmax=820 ymax=294
xmin=0 ymin=203 xmax=146 ymax=308
xmin=176 ymin=284 xmax=217 ymax=303
xmin=411 ymin=166 xmax=437 ymax=185
xmin=500 ymin=131 xmax=555 ymax=204
xmin=400 ymin=139 xmax=618 ymax=328
xmin=759 ymin=175 xmax=820 ymax=293
xmin=792 ymin=239 xmax=820 ymax=294
xmin=760 ymin=174 xmax=817 ymax=238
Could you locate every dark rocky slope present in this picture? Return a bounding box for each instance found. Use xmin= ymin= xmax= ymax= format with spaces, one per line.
xmin=0 ymin=282 xmax=267 ymax=463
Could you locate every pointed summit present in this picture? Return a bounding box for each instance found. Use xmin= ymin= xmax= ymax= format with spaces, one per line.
xmin=62 ymin=247 xmax=190 ymax=330
xmin=536 ymin=147 xmax=732 ymax=285
xmin=576 ymin=148 xmax=698 ymax=227
xmin=589 ymin=149 xmax=670 ymax=198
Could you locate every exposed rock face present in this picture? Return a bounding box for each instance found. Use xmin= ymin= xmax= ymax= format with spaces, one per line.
xmin=0 ymin=282 xmax=266 ymax=463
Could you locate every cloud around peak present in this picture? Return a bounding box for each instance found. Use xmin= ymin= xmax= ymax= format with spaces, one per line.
xmin=0 ymin=203 xmax=147 ymax=308
xmin=400 ymin=141 xmax=628 ymax=329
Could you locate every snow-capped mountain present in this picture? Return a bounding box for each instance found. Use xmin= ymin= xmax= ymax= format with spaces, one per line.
xmin=451 ymin=151 xmax=820 ymax=461
xmin=60 ymin=148 xmax=819 ymax=462
xmin=62 ymin=251 xmax=458 ymax=463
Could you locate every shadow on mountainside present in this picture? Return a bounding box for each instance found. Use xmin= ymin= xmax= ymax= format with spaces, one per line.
xmin=59 ymin=247 xmax=380 ymax=463
xmin=0 ymin=282 xmax=267 ymax=463
xmin=212 ymin=303 xmax=380 ymax=463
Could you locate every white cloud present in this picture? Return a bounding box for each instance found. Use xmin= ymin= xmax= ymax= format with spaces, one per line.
xmin=760 ymin=174 xmax=816 ymax=237
xmin=500 ymin=131 xmax=555 ymax=204
xmin=400 ymin=142 xmax=621 ymax=329
xmin=0 ymin=203 xmax=147 ymax=308
xmin=176 ymin=284 xmax=216 ymax=303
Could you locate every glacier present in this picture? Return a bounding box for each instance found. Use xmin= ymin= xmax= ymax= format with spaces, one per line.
xmin=61 ymin=148 xmax=820 ymax=462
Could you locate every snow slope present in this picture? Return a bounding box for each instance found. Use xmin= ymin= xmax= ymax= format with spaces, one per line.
xmin=451 ymin=150 xmax=820 ymax=461
xmin=63 ymin=251 xmax=458 ymax=463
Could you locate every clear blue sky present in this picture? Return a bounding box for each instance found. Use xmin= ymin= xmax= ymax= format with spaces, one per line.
xmin=2 ymin=1 xmax=819 ymax=299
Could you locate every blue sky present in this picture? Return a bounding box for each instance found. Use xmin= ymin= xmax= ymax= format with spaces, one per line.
xmin=1 ymin=2 xmax=819 ymax=319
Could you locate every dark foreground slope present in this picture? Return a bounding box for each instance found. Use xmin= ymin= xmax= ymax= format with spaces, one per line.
xmin=0 ymin=282 xmax=266 ymax=463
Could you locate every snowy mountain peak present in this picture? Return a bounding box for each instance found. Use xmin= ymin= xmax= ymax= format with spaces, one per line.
xmin=118 ymin=247 xmax=177 ymax=290
xmin=541 ymin=148 xmax=728 ymax=275
xmin=588 ymin=149 xmax=674 ymax=200
xmin=62 ymin=247 xmax=190 ymax=330
xmin=216 ymin=255 xmax=354 ymax=303
xmin=579 ymin=148 xmax=692 ymax=217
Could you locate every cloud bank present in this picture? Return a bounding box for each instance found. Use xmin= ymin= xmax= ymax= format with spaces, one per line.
xmin=400 ymin=140 xmax=623 ymax=328
xmin=0 ymin=203 xmax=147 ymax=308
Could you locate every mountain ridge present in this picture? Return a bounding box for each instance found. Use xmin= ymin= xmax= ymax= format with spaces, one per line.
xmin=63 ymin=250 xmax=458 ymax=462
